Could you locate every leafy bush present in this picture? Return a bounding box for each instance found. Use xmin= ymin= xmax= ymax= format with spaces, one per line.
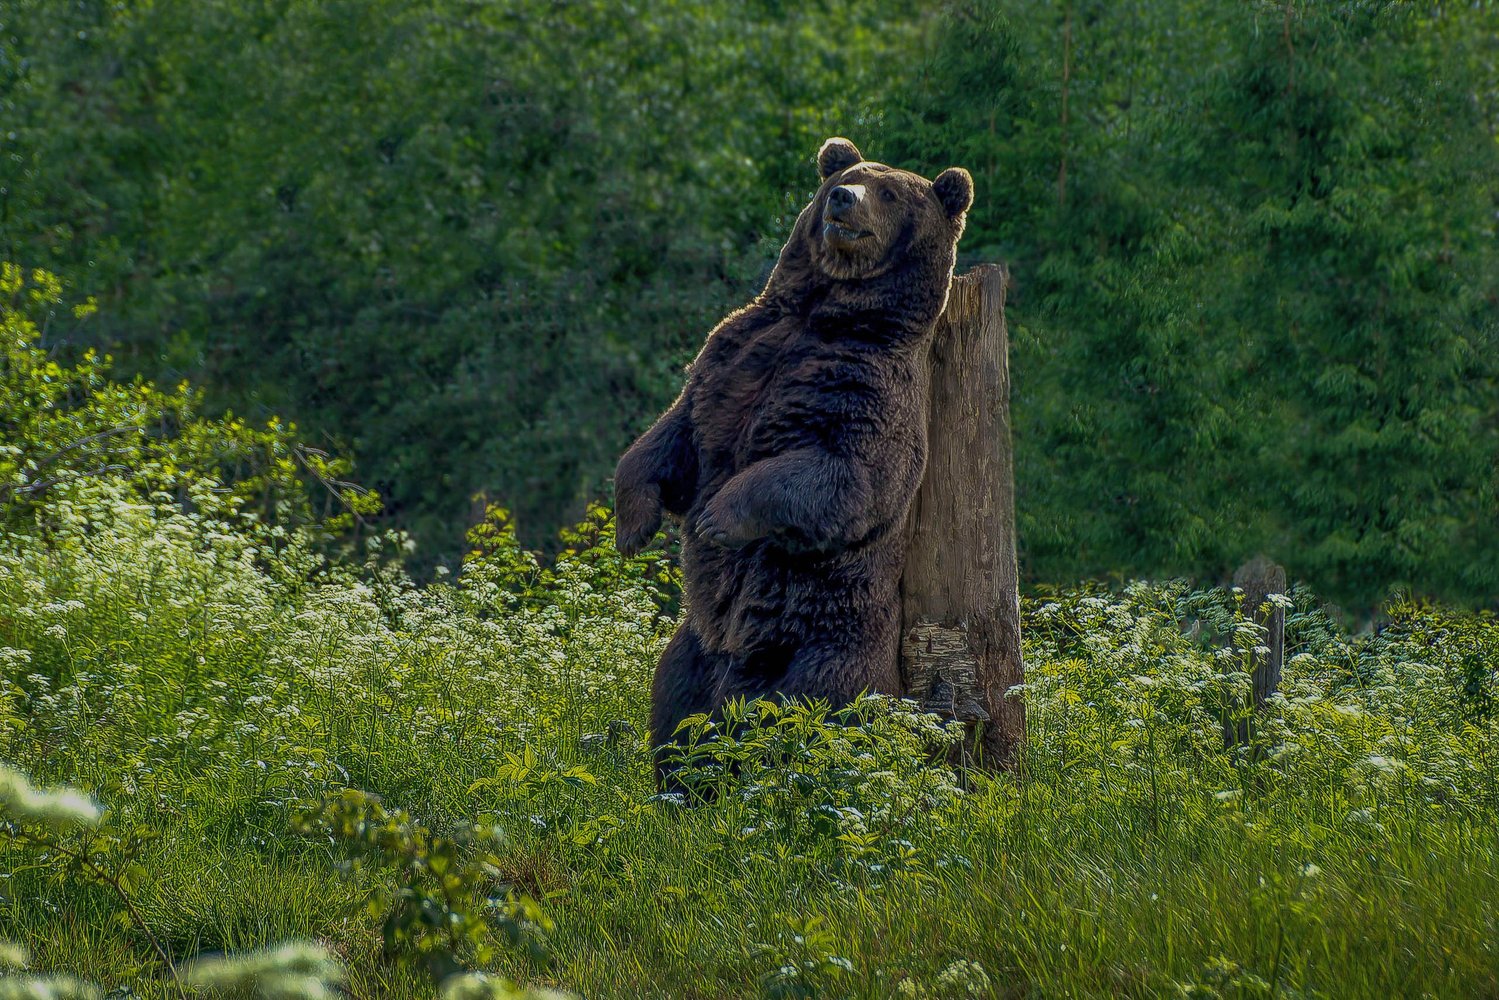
xmin=292 ymin=787 xmax=555 ymax=981
xmin=666 ymin=695 xmax=968 ymax=887
xmin=1024 ymin=581 xmax=1499 ymax=829
xmin=0 ymin=263 xmax=378 ymax=540
xmin=881 ymin=1 xmax=1499 ymax=608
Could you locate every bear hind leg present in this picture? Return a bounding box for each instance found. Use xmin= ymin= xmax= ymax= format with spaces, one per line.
xmin=650 ymin=624 xmax=722 ymax=789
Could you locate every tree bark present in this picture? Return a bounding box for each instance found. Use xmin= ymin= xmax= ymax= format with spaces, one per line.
xmin=900 ymin=264 xmax=1025 ymax=768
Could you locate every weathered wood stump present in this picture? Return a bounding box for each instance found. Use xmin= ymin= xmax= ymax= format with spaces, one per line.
xmin=900 ymin=264 xmax=1025 ymax=768
xmin=1223 ymin=556 xmax=1288 ymax=750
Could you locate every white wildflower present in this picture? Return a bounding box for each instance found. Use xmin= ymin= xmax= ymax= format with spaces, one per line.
xmin=182 ymin=941 xmax=343 ymax=1000
xmin=0 ymin=943 xmax=27 ymax=970
xmin=440 ymin=973 xmax=579 ymax=1000
xmin=0 ymin=766 xmax=101 ymax=830
xmin=0 ymin=975 xmax=101 ymax=999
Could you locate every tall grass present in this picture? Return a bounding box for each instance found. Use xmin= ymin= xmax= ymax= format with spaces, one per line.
xmin=2 ymin=477 xmax=1496 ymax=998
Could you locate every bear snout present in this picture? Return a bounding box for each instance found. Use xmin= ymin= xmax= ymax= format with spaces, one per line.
xmin=827 ymin=184 xmax=864 ymax=218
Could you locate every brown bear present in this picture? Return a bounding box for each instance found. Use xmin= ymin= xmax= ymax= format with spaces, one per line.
xmin=614 ymin=137 xmax=973 ymax=776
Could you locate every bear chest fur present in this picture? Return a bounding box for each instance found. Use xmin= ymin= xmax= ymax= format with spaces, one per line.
xmin=687 ymin=311 xmax=924 ymax=504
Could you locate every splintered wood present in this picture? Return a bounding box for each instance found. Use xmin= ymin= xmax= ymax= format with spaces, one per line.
xmin=900 ymin=619 xmax=989 ymax=722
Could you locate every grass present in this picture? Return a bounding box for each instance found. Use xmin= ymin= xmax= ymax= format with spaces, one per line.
xmin=2 ymin=488 xmax=1498 ymax=998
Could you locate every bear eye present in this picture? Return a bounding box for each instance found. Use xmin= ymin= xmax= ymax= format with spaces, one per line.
xmin=880 ymin=189 xmax=898 ymax=203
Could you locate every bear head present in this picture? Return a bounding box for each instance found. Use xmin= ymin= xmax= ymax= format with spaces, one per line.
xmin=761 ymin=138 xmax=973 ymax=331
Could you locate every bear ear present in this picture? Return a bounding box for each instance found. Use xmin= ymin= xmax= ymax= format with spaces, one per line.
xmin=933 ymin=167 xmax=974 ymax=219
xmin=817 ymin=137 xmax=863 ymax=180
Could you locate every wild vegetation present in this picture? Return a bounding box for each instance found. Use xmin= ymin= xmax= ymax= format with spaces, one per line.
xmin=2 ymin=2 xmax=1497 ymax=995
xmin=3 ymin=1 xmax=1495 ymax=607
xmin=3 ymin=266 xmax=1497 ymax=997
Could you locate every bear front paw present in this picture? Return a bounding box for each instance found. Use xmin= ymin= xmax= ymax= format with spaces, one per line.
xmin=695 ymin=497 xmax=764 ymax=549
xmin=616 ymin=487 xmax=663 ymax=556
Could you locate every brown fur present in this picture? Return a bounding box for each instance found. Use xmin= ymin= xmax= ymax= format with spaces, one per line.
xmin=614 ymin=138 xmax=973 ymax=778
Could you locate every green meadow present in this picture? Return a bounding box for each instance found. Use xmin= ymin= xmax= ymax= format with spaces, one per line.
xmin=3 ymin=274 xmax=1496 ymax=994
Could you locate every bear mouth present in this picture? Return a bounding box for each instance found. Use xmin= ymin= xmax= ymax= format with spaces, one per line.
xmin=822 ymin=220 xmax=872 ymax=243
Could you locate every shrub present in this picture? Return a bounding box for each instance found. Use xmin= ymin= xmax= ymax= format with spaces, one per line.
xmin=0 ymin=262 xmax=378 ymax=541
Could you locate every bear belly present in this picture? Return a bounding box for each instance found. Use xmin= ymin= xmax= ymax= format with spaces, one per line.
xmin=680 ymin=530 xmax=903 ymax=656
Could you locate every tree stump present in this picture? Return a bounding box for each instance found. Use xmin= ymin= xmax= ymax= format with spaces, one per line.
xmin=1223 ymin=556 xmax=1287 ymax=749
xmin=900 ymin=264 xmax=1025 ymax=768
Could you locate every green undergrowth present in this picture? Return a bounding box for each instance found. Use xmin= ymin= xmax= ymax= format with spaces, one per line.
xmin=2 ymin=265 xmax=1498 ymax=997
xmin=1 ymin=481 xmax=1496 ymax=998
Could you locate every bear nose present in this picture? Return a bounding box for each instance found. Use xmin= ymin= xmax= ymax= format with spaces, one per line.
xmin=828 ymin=184 xmax=862 ymax=217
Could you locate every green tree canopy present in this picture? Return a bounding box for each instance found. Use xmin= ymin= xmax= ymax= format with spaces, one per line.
xmin=4 ymin=0 xmax=1496 ymax=608
xmin=879 ymin=0 xmax=1499 ymax=608
xmin=2 ymin=0 xmax=920 ymax=557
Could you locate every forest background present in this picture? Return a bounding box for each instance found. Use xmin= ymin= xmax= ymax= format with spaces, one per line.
xmin=3 ymin=0 xmax=1497 ymax=611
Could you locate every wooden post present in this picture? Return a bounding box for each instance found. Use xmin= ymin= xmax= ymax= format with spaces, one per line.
xmin=1223 ymin=556 xmax=1287 ymax=749
xmin=900 ymin=264 xmax=1025 ymax=768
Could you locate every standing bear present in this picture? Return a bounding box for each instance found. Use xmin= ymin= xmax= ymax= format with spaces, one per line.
xmin=614 ymin=137 xmax=973 ymax=774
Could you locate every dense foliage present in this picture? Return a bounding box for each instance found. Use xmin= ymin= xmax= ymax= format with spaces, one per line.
xmin=0 ymin=0 xmax=916 ymax=562
xmin=1 ymin=305 xmax=1497 ymax=996
xmin=3 ymin=1 xmax=1495 ymax=605
xmin=879 ymin=1 xmax=1499 ymax=607
xmin=0 ymin=263 xmax=378 ymax=540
